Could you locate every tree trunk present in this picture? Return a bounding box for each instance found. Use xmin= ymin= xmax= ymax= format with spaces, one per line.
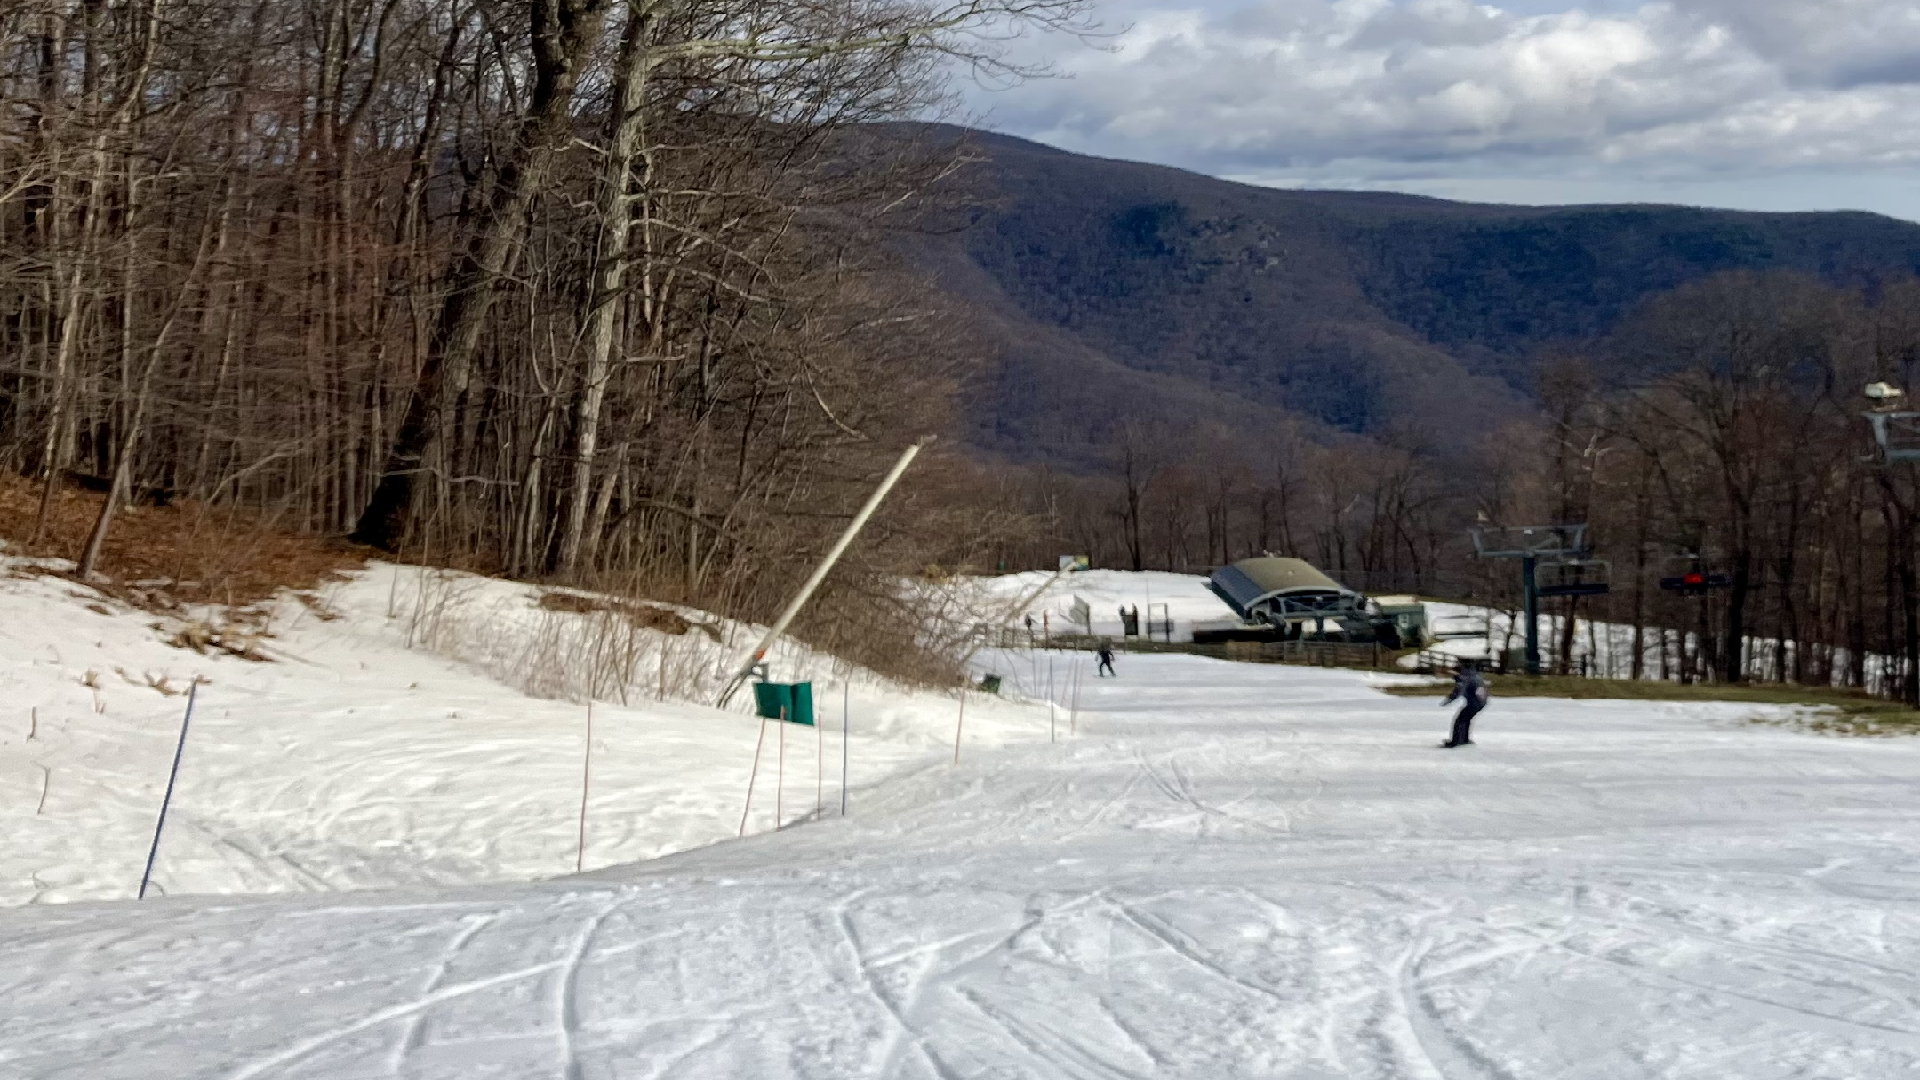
xmin=352 ymin=0 xmax=609 ymax=552
xmin=77 ymin=215 xmax=215 ymax=580
xmin=559 ymin=3 xmax=649 ymax=574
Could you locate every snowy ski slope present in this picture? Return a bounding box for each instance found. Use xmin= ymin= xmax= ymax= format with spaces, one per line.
xmin=7 ymin=648 xmax=1920 ymax=1078
xmin=0 ymin=560 xmax=1054 ymax=905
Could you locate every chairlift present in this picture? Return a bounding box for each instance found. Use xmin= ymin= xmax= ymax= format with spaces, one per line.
xmin=1538 ymin=557 xmax=1611 ymax=599
xmin=1866 ymin=410 xmax=1920 ymax=464
xmin=1470 ymin=524 xmax=1590 ymax=561
xmin=1659 ymin=570 xmax=1732 ymax=595
xmin=1468 ymin=522 xmax=1600 ymax=675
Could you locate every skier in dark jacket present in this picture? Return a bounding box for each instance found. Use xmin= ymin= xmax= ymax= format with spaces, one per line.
xmin=1440 ymin=661 xmax=1489 ymax=748
xmin=1095 ymin=642 xmax=1117 ymax=678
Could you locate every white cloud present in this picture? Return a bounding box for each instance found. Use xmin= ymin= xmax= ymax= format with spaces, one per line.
xmin=1672 ymin=0 xmax=1920 ymax=87
xmin=962 ymin=0 xmax=1920 ymax=218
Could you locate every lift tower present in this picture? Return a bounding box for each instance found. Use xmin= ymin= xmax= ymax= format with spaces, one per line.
xmin=1471 ymin=525 xmax=1609 ymax=676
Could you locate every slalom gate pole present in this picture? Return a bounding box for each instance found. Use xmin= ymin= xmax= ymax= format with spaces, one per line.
xmin=575 ymin=702 xmax=593 ymax=873
xmin=1050 ymin=699 xmax=1056 ymax=743
xmin=841 ymin=682 xmax=850 ymax=816
xmin=953 ymin=690 xmax=966 ymax=765
xmin=776 ymin=707 xmax=786 ymax=830
xmin=138 ymin=680 xmax=199 ymax=900
xmin=739 ymin=717 xmax=769 ymax=836
xmin=816 ymin=706 xmax=823 ymax=819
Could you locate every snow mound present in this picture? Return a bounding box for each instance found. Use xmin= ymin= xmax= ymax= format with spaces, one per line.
xmin=957 ymin=569 xmax=1238 ymax=640
xmin=0 ymin=561 xmax=1055 ymax=905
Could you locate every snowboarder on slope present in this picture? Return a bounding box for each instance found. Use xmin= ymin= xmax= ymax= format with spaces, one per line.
xmin=1096 ymin=641 xmax=1117 ymax=679
xmin=1440 ymin=661 xmax=1488 ymax=748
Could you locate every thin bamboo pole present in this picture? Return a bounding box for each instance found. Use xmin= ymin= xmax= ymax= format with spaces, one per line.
xmin=575 ymin=702 xmax=593 ymax=873
xmin=139 ymin=681 xmax=200 ymax=899
xmin=953 ymin=690 xmax=967 ymax=765
xmin=1048 ymin=653 xmax=1057 ymax=743
xmin=1069 ymin=661 xmax=1083 ymax=737
xmin=739 ymin=717 xmax=769 ymax=837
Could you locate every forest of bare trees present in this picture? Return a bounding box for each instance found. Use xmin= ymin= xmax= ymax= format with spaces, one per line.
xmin=0 ymin=0 xmax=1084 ymax=670
xmin=996 ymin=417 xmax=1454 ymax=593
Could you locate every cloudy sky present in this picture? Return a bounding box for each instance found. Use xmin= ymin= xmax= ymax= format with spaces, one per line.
xmin=961 ymin=0 xmax=1920 ymax=219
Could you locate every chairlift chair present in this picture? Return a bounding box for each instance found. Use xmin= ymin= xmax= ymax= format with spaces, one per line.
xmin=1867 ymin=410 xmax=1920 ymax=464
xmin=1470 ymin=524 xmax=1590 ymax=562
xmin=1538 ymin=557 xmax=1611 ymax=598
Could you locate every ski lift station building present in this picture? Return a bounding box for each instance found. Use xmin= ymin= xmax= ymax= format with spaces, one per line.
xmin=1207 ymin=557 xmax=1430 ymax=645
xmin=1208 ymin=557 xmax=1365 ymax=630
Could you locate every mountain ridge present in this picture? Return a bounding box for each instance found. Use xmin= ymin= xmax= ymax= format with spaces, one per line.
xmin=892 ymin=125 xmax=1920 ymax=467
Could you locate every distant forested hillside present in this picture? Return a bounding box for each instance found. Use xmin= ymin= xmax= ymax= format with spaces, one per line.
xmin=895 ymin=126 xmax=1920 ymax=467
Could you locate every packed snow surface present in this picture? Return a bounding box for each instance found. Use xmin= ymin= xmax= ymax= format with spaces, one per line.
xmin=8 ymin=647 xmax=1920 ymax=1078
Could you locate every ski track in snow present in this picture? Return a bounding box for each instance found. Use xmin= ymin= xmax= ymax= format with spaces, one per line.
xmin=4 ymin=649 xmax=1920 ymax=1077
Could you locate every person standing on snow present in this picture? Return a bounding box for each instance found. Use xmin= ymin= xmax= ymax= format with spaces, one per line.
xmin=1439 ymin=661 xmax=1489 ymax=748
xmin=1095 ymin=642 xmax=1117 ymax=679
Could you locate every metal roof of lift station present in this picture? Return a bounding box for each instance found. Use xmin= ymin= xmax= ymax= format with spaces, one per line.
xmin=1207 ymin=557 xmax=1359 ymax=622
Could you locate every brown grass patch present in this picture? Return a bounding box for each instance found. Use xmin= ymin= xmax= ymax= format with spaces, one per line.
xmin=166 ymin=620 xmax=270 ymax=661
xmin=536 ymin=590 xmax=721 ymax=641
xmin=0 ymin=473 xmax=365 ymax=612
xmin=1381 ymin=674 xmax=1920 ymax=736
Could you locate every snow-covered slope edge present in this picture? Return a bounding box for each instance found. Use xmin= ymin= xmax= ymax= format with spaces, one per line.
xmin=0 ymin=560 xmax=1052 ymax=905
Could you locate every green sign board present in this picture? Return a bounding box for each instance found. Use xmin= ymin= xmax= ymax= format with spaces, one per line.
xmin=753 ymin=681 xmax=815 ymax=726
